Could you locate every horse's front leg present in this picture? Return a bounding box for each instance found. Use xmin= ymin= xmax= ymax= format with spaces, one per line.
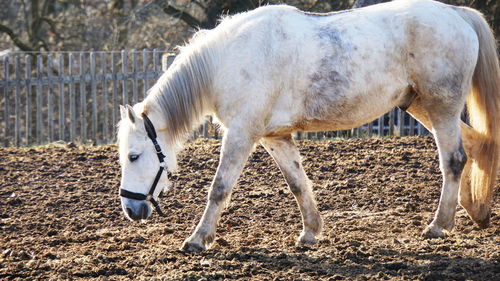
xmin=181 ymin=130 xmax=256 ymax=252
xmin=261 ymin=135 xmax=323 ymax=245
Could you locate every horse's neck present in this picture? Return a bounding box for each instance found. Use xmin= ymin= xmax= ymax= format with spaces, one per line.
xmin=144 ymin=48 xmax=216 ymax=145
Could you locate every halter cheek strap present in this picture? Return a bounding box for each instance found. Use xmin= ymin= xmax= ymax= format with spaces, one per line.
xmin=119 ymin=113 xmax=170 ymax=217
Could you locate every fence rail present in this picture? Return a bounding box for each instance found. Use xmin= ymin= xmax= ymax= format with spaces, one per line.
xmin=1 ymin=50 xmax=427 ymax=147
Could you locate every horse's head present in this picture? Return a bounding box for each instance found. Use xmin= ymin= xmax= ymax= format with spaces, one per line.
xmin=117 ymin=104 xmax=177 ymax=221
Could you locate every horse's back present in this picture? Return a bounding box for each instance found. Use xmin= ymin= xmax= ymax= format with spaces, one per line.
xmin=212 ymin=0 xmax=479 ymax=134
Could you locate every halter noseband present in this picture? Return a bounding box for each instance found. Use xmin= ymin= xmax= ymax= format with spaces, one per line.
xmin=119 ymin=113 xmax=170 ymax=217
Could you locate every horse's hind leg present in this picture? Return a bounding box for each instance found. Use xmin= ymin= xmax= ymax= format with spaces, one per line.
xmin=261 ymin=135 xmax=323 ymax=245
xmin=407 ymin=93 xmax=468 ymax=238
xmin=407 ymin=100 xmax=479 ymax=227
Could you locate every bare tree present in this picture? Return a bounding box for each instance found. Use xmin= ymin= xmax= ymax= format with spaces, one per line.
xmin=0 ymin=0 xmax=496 ymax=52
xmin=0 ymin=0 xmax=59 ymax=51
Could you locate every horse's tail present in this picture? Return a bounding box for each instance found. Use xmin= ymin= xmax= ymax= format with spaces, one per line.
xmin=455 ymin=7 xmax=499 ymax=226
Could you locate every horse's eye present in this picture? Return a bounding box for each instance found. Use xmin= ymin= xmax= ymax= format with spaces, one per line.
xmin=128 ymin=154 xmax=140 ymax=162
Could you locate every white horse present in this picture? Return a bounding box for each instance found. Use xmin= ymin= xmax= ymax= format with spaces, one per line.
xmin=117 ymin=0 xmax=499 ymax=252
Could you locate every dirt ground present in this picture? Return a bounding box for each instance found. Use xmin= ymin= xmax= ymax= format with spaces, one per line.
xmin=0 ymin=136 xmax=498 ymax=280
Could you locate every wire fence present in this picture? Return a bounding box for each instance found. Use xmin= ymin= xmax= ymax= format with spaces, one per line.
xmin=0 ymin=49 xmax=427 ymax=147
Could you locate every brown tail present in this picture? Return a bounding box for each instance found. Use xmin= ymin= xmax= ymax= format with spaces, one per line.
xmin=455 ymin=7 xmax=500 ymax=226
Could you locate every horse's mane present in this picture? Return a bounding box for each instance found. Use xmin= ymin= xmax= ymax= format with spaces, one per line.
xmin=143 ymin=30 xmax=220 ymax=145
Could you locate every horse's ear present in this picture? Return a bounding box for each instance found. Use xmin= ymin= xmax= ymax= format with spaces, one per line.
xmin=120 ymin=104 xmax=136 ymax=123
xmin=126 ymin=104 xmax=136 ymax=123
xmin=119 ymin=105 xmax=127 ymax=120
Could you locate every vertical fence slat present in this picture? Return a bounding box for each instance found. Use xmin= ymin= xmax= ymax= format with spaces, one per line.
xmin=388 ymin=109 xmax=395 ymax=136
xmin=101 ymin=52 xmax=109 ymax=143
xmin=378 ymin=115 xmax=384 ymax=137
xmin=203 ymin=119 xmax=208 ymax=138
xmin=112 ymin=52 xmax=118 ymax=129
xmin=353 ymin=127 xmax=359 ymax=138
xmin=417 ymin=122 xmax=424 ymax=135
xmin=3 ymin=57 xmax=9 ymax=146
xmin=142 ymin=49 xmax=149 ymax=99
xmin=69 ymin=53 xmax=76 ymax=142
xmin=121 ymin=50 xmax=128 ymax=105
xmin=14 ymin=55 xmax=21 ymax=146
xmin=47 ymin=54 xmax=54 ymax=143
xmin=132 ymin=50 xmax=138 ymax=104
xmin=79 ymin=53 xmax=87 ymax=141
xmin=397 ymin=108 xmax=404 ymax=136
xmin=58 ymin=54 xmax=65 ymax=141
xmin=409 ymin=114 xmax=415 ymax=136
xmin=153 ymin=48 xmax=159 ymax=77
xmin=36 ymin=55 xmax=43 ymax=144
xmin=25 ymin=55 xmax=32 ymax=146
xmin=90 ymin=52 xmax=97 ymax=143
xmin=368 ymin=120 xmax=373 ymax=138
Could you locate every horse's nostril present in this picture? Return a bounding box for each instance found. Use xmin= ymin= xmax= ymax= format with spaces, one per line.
xmin=126 ymin=207 xmax=135 ymax=219
xmin=140 ymin=203 xmax=148 ymax=219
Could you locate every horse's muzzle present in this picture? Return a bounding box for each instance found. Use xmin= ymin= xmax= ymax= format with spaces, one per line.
xmin=122 ymin=200 xmax=152 ymax=221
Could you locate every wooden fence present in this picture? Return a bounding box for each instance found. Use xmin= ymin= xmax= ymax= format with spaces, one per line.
xmin=0 ymin=50 xmax=427 ymax=147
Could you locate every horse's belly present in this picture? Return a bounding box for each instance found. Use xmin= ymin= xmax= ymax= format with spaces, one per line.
xmin=265 ymin=87 xmax=404 ymax=137
xmin=303 ymin=98 xmax=397 ymax=131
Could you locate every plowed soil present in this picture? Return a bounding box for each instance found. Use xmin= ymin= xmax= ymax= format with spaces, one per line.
xmin=1 ymin=136 xmax=498 ymax=280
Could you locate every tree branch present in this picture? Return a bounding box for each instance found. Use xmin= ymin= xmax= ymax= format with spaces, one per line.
xmin=192 ymin=0 xmax=207 ymax=11
xmin=40 ymin=17 xmax=63 ymax=40
xmin=163 ymin=6 xmax=202 ymax=28
xmin=0 ymin=23 xmax=35 ymax=51
xmin=153 ymin=0 xmax=202 ymax=28
xmin=20 ymin=0 xmax=32 ymax=38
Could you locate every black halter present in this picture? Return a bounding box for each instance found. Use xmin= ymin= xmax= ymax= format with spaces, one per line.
xmin=119 ymin=113 xmax=169 ymax=217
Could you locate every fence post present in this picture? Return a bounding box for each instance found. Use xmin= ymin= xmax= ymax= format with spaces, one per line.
xmin=112 ymin=52 xmax=118 ymax=130
xmin=161 ymin=53 xmax=168 ymax=72
xmin=397 ymin=108 xmax=404 ymax=136
xmin=153 ymin=48 xmax=159 ymax=78
xmin=69 ymin=53 xmax=76 ymax=142
xmin=378 ymin=115 xmax=384 ymax=137
xmin=25 ymin=55 xmax=32 ymax=146
xmin=142 ymin=49 xmax=149 ymax=99
xmin=58 ymin=54 xmax=65 ymax=141
xmin=353 ymin=127 xmax=359 ymax=138
xmin=90 ymin=52 xmax=98 ymax=143
xmin=101 ymin=52 xmax=109 ymax=143
xmin=368 ymin=120 xmax=373 ymax=137
xmin=47 ymin=54 xmax=54 ymax=143
xmin=203 ymin=118 xmax=209 ymax=138
xmin=132 ymin=50 xmax=138 ymax=104
xmin=417 ymin=122 xmax=424 ymax=136
xmin=121 ymin=50 xmax=128 ymax=105
xmin=3 ymin=57 xmax=9 ymax=146
xmin=14 ymin=55 xmax=21 ymax=146
xmin=388 ymin=109 xmax=395 ymax=136
xmin=36 ymin=55 xmax=43 ymax=144
xmin=79 ymin=53 xmax=87 ymax=141
xmin=409 ymin=114 xmax=415 ymax=136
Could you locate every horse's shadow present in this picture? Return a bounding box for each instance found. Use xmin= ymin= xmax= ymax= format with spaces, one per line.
xmin=179 ymin=246 xmax=497 ymax=280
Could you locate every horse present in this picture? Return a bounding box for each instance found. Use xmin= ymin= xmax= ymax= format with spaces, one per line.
xmin=117 ymin=0 xmax=499 ymax=252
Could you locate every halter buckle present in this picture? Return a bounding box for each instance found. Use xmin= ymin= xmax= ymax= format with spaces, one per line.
xmin=146 ymin=194 xmax=152 ymax=201
xmin=154 ymin=143 xmax=162 ymax=153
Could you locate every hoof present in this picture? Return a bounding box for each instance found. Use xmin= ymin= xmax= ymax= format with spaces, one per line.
xmin=422 ymin=225 xmax=446 ymax=239
xmin=180 ymin=241 xmax=206 ymax=253
xmin=297 ymin=232 xmax=319 ymax=246
xmin=475 ymin=212 xmax=490 ymax=229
